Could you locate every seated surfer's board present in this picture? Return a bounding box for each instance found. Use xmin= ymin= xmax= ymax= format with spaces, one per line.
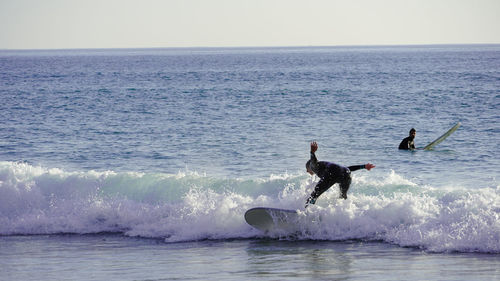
xmin=423 ymin=122 xmax=461 ymax=150
xmin=244 ymin=207 xmax=300 ymax=233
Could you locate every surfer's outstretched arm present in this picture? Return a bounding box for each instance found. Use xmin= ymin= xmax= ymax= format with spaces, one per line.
xmin=348 ymin=163 xmax=375 ymax=172
xmin=310 ymin=141 xmax=318 ymax=163
xmin=306 ymin=142 xmax=319 ymax=175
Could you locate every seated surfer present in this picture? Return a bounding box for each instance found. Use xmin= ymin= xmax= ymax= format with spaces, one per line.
xmin=398 ymin=128 xmax=416 ymax=150
xmin=305 ymin=141 xmax=375 ymax=207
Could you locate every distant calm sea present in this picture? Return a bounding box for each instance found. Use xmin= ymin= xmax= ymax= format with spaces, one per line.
xmin=1 ymin=45 xmax=499 ymax=280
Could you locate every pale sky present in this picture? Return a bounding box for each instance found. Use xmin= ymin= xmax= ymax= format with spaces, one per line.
xmin=1 ymin=0 xmax=499 ymax=49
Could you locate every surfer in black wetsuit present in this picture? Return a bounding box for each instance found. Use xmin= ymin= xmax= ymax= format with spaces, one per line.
xmin=305 ymin=142 xmax=375 ymax=207
xmin=398 ymin=128 xmax=416 ymax=150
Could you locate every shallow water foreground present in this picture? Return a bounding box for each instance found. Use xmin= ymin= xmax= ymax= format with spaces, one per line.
xmin=1 ymin=234 xmax=499 ymax=281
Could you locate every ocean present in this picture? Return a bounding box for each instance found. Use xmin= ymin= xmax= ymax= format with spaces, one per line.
xmin=1 ymin=45 xmax=499 ymax=280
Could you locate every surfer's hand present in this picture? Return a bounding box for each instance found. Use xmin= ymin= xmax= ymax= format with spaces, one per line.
xmin=310 ymin=141 xmax=318 ymax=153
xmin=365 ymin=163 xmax=375 ymax=171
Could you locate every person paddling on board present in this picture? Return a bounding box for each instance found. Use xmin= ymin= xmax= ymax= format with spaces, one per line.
xmin=305 ymin=141 xmax=375 ymax=207
xmin=398 ymin=128 xmax=416 ymax=150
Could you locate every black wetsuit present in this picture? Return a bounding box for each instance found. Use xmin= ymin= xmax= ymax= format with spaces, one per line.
xmin=398 ymin=136 xmax=415 ymax=150
xmin=307 ymin=151 xmax=366 ymax=203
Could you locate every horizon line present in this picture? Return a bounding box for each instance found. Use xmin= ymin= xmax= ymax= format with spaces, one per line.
xmin=1 ymin=43 xmax=499 ymax=52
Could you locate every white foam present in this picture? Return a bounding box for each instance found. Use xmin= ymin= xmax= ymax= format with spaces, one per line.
xmin=0 ymin=161 xmax=498 ymax=253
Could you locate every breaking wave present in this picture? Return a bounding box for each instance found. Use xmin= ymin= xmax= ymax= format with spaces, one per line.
xmin=1 ymin=161 xmax=498 ymax=253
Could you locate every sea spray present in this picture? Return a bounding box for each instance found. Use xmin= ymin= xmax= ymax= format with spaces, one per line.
xmin=0 ymin=161 xmax=499 ymax=253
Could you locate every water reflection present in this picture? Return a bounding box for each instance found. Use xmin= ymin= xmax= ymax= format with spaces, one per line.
xmin=245 ymin=239 xmax=355 ymax=279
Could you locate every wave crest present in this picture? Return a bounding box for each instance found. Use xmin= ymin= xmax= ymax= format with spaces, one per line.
xmin=0 ymin=161 xmax=498 ymax=253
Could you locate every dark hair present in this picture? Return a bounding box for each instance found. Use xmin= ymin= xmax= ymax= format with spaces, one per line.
xmin=409 ymin=128 xmax=416 ymax=134
xmin=305 ymin=160 xmax=311 ymax=170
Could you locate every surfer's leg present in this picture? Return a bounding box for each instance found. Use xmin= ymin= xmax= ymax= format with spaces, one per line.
xmin=306 ymin=179 xmax=334 ymax=206
xmin=339 ymin=174 xmax=352 ymax=199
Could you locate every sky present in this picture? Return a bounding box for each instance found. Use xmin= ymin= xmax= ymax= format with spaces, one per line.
xmin=0 ymin=0 xmax=499 ymax=50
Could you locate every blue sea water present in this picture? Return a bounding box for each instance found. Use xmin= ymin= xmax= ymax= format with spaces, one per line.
xmin=0 ymin=45 xmax=499 ymax=280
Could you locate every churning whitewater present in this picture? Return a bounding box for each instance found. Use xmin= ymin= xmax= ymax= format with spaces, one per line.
xmin=1 ymin=161 xmax=498 ymax=253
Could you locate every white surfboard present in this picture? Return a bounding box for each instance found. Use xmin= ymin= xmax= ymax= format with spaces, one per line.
xmin=244 ymin=207 xmax=300 ymax=233
xmin=423 ymin=122 xmax=461 ymax=150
